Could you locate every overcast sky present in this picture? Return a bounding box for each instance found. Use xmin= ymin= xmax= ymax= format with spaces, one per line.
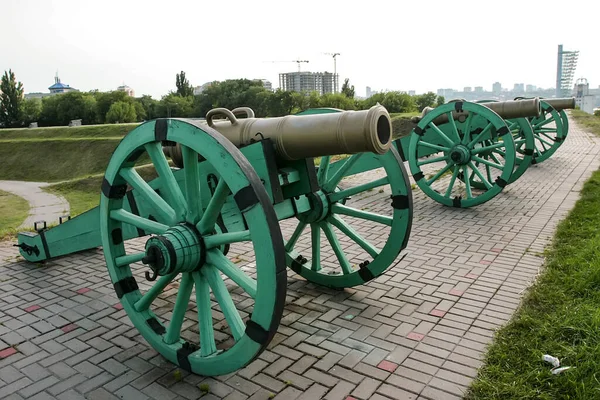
xmin=2 ymin=0 xmax=597 ymax=99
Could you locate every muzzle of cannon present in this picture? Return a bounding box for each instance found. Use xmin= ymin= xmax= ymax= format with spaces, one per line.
xmin=418 ymin=98 xmax=541 ymax=124
xmin=164 ymin=105 xmax=392 ymax=167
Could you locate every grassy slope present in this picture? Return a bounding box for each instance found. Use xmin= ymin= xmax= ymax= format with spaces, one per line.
xmin=0 ymin=190 xmax=29 ymax=240
xmin=0 ymin=123 xmax=137 ymax=139
xmin=45 ymin=165 xmax=159 ymax=217
xmin=571 ymin=110 xmax=600 ymax=133
xmin=466 ymin=112 xmax=600 ymax=399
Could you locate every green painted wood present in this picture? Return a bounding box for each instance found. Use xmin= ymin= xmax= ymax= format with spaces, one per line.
xmin=407 ymin=102 xmax=516 ymax=208
xmin=99 ymin=119 xmax=286 ymax=376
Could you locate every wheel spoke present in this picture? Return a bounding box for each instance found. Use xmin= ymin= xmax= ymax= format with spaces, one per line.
xmin=444 ymin=166 xmax=460 ymax=198
xmin=285 ymin=221 xmax=307 ymax=252
xmin=427 ymin=122 xmax=456 ymax=147
xmin=538 ymin=128 xmax=558 ymax=133
xmin=471 ymin=156 xmax=503 ymax=170
xmin=331 ymin=203 xmax=393 ymax=226
xmin=164 ymin=272 xmax=194 ymax=344
xmin=533 ymin=117 xmax=553 ymax=129
xmin=418 ymin=141 xmax=450 ymax=152
xmin=416 ymin=155 xmax=448 ymax=167
xmin=206 ymin=250 xmax=257 ymax=298
xmin=320 ymin=222 xmax=352 ymax=275
xmin=145 ymin=142 xmax=187 ymax=220
xmin=329 ymin=214 xmax=379 ymax=258
xmin=486 ymin=164 xmax=492 ymax=183
xmin=468 ymin=162 xmax=493 ymax=190
xmin=460 ymin=112 xmax=474 ymax=145
xmin=328 ymin=176 xmax=389 ymax=203
xmin=463 ymin=166 xmax=473 ymax=199
xmin=467 ymin=122 xmax=492 ymax=148
xmin=445 ymin=111 xmax=461 ymax=143
xmin=115 ymin=252 xmax=146 ymax=267
xmin=427 ymin=163 xmax=453 ymax=185
xmin=202 ymin=265 xmax=245 ymax=342
xmin=310 ymin=224 xmax=321 ymax=271
xmin=197 ymin=179 xmax=230 ymax=235
xmin=317 ymin=156 xmax=331 ymax=186
xmin=539 ymin=131 xmax=558 ymax=142
xmin=134 ymin=272 xmax=178 ymax=312
xmin=110 ymin=209 xmax=169 ymax=234
xmin=323 ymin=153 xmax=363 ymax=192
xmin=120 ymin=167 xmax=177 ymax=224
xmin=204 ymin=230 xmax=251 ymax=250
xmin=470 ymin=142 xmax=505 ymax=154
xmin=191 ymin=272 xmax=217 ymax=356
xmin=488 ymin=152 xmax=502 ymax=165
xmin=182 ymin=145 xmax=202 ymax=225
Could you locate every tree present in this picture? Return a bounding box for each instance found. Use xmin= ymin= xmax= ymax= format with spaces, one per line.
xmin=0 ymin=69 xmax=24 ymax=127
xmin=93 ymin=91 xmax=132 ymax=123
xmin=156 ymin=93 xmax=193 ymax=118
xmin=176 ymin=71 xmax=194 ymax=97
xmin=436 ymin=95 xmax=445 ymax=107
xmin=106 ymin=101 xmax=137 ymax=123
xmin=21 ymin=98 xmax=42 ymax=125
xmin=341 ymin=78 xmax=355 ymax=99
xmin=414 ymin=92 xmax=438 ymax=112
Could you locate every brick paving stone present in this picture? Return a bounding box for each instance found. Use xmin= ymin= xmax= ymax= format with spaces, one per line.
xmin=0 ymin=117 xmax=597 ymax=399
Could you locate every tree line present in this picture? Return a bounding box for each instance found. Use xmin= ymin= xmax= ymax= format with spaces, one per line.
xmin=0 ymin=70 xmax=444 ymax=128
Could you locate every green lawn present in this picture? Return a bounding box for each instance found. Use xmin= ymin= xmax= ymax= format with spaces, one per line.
xmin=0 ymin=190 xmax=29 ymax=240
xmin=465 ymin=111 xmax=600 ymax=399
xmin=571 ymin=110 xmax=600 ymax=134
xmin=0 ymin=123 xmax=137 ymax=140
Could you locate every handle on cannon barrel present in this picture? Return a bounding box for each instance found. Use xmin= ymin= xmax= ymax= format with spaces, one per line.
xmin=206 ymin=108 xmax=239 ymax=127
xmin=231 ymin=107 xmax=255 ymax=119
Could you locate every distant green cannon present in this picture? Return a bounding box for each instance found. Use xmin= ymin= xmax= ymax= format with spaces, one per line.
xmin=303 ymin=99 xmax=542 ymax=208
xmin=15 ymin=106 xmax=412 ymax=376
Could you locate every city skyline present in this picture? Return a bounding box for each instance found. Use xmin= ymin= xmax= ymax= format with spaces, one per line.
xmin=2 ymin=0 xmax=597 ymax=100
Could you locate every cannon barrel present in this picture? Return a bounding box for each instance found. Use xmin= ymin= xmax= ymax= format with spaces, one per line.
xmin=165 ymin=105 xmax=392 ymax=166
xmin=542 ymin=97 xmax=576 ymax=111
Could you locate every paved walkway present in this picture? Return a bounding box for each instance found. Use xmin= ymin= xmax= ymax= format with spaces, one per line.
xmin=0 ymin=116 xmax=598 ymax=400
xmin=0 ymin=181 xmax=69 ymax=229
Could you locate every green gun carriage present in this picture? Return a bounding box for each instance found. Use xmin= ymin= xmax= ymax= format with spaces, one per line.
xmin=15 ymin=105 xmax=413 ymax=376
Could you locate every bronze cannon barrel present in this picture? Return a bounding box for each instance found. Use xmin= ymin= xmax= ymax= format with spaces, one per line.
xmin=417 ymin=98 xmax=542 ymax=125
xmin=542 ymin=97 xmax=576 ymax=111
xmin=165 ymin=105 xmax=392 ymax=166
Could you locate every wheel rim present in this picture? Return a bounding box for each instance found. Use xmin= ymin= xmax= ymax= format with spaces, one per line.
xmin=283 ymin=147 xmax=412 ymax=288
xmin=408 ymin=102 xmax=516 ymax=208
xmin=100 ymin=118 xmax=286 ymax=376
xmin=528 ymin=101 xmax=565 ymax=164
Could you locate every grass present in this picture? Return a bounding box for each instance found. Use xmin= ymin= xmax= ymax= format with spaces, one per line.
xmin=0 ymin=190 xmax=29 ymax=240
xmin=0 ymin=123 xmax=137 ymax=140
xmin=45 ymin=164 xmax=159 ymax=217
xmin=465 ymin=173 xmax=600 ymax=397
xmin=571 ymin=110 xmax=600 ymax=136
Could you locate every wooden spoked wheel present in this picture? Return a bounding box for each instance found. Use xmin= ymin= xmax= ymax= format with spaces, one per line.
xmin=100 ymin=118 xmax=286 ymax=376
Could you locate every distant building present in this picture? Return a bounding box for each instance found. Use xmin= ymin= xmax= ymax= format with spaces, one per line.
xmin=24 ymin=73 xmax=77 ymax=99
xmin=437 ymin=88 xmax=455 ymax=98
xmin=408 ymin=90 xmax=416 ymax=96
xmin=492 ymin=82 xmax=502 ymax=95
xmin=366 ymin=86 xmax=373 ymax=97
xmin=525 ymin=84 xmax=537 ymax=92
xmin=513 ymin=83 xmax=525 ymax=92
xmin=117 ymin=84 xmax=135 ymax=97
xmin=474 ymin=86 xmax=483 ymax=93
xmin=48 ymin=74 xmax=77 ymax=94
xmin=464 ymin=87 xmax=472 ymax=93
xmin=556 ymin=44 xmax=579 ymax=97
xmin=258 ymin=79 xmax=273 ymax=91
xmin=193 ymin=82 xmax=214 ymax=95
xmin=279 ymin=71 xmax=337 ymax=95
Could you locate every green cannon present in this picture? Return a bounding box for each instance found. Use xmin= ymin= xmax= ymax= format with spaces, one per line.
xmin=15 ymin=105 xmax=413 ymax=376
xmin=305 ymin=99 xmax=543 ymax=208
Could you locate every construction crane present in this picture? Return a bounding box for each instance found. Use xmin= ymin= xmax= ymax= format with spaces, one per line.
xmin=267 ymin=59 xmax=309 ymax=72
xmin=324 ymin=52 xmax=341 ymax=92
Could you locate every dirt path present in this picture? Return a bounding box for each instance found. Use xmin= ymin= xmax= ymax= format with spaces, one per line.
xmin=0 ymin=180 xmax=70 ymax=229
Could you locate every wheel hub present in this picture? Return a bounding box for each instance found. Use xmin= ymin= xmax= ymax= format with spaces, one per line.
xmin=142 ymin=224 xmax=206 ymax=277
xmin=297 ymin=190 xmax=330 ymax=223
xmin=449 ymin=145 xmax=471 ymax=165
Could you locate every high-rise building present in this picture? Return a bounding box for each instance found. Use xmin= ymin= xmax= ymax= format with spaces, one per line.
xmin=513 ymin=83 xmax=525 ymax=92
xmin=366 ymin=86 xmax=373 ymax=97
xmin=464 ymin=87 xmax=472 ymax=92
xmin=556 ymin=44 xmax=579 ymax=97
xmin=117 ymin=84 xmax=135 ymax=97
xmin=408 ymin=90 xmax=416 ymax=96
xmin=492 ymin=82 xmax=502 ymax=95
xmin=279 ymin=71 xmax=337 ymax=95
xmin=525 ymin=84 xmax=537 ymax=92
xmin=474 ymin=86 xmax=483 ymax=93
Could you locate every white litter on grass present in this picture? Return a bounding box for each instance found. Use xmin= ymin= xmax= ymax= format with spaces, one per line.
xmin=542 ymin=354 xmax=573 ymax=374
